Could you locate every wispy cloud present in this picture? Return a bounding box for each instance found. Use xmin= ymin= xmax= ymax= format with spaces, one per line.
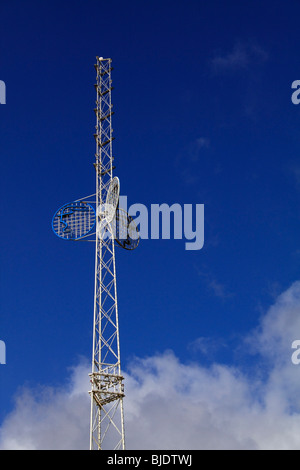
xmin=176 ymin=137 xmax=210 ymax=186
xmin=1 ymin=282 xmax=300 ymax=449
xmin=189 ymin=137 xmax=210 ymax=161
xmin=196 ymin=267 xmax=234 ymax=300
xmin=211 ymin=41 xmax=268 ymax=74
xmin=209 ymin=41 xmax=269 ymax=120
xmin=208 ymin=278 xmax=234 ymax=300
xmin=187 ymin=336 xmax=227 ymax=357
xmin=288 ymin=162 xmax=300 ymax=188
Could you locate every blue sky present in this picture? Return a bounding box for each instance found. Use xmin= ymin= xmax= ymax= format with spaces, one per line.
xmin=1 ymin=0 xmax=300 ymax=449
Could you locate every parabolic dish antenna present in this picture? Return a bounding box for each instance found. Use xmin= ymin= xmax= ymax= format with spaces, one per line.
xmin=105 ymin=176 xmax=120 ymax=223
xmin=97 ymin=176 xmax=120 ymax=226
xmin=52 ymin=201 xmax=96 ymax=240
xmin=113 ymin=207 xmax=140 ymax=250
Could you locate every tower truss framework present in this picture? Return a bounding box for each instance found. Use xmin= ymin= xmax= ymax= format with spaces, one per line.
xmin=89 ymin=57 xmax=125 ymax=451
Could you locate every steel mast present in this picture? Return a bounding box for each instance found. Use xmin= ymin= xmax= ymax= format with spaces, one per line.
xmin=89 ymin=57 xmax=125 ymax=451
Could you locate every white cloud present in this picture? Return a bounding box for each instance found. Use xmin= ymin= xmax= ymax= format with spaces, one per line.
xmin=0 ymin=361 xmax=91 ymax=450
xmin=1 ymin=282 xmax=300 ymax=449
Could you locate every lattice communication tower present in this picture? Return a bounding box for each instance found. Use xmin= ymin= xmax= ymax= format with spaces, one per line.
xmin=52 ymin=57 xmax=139 ymax=450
